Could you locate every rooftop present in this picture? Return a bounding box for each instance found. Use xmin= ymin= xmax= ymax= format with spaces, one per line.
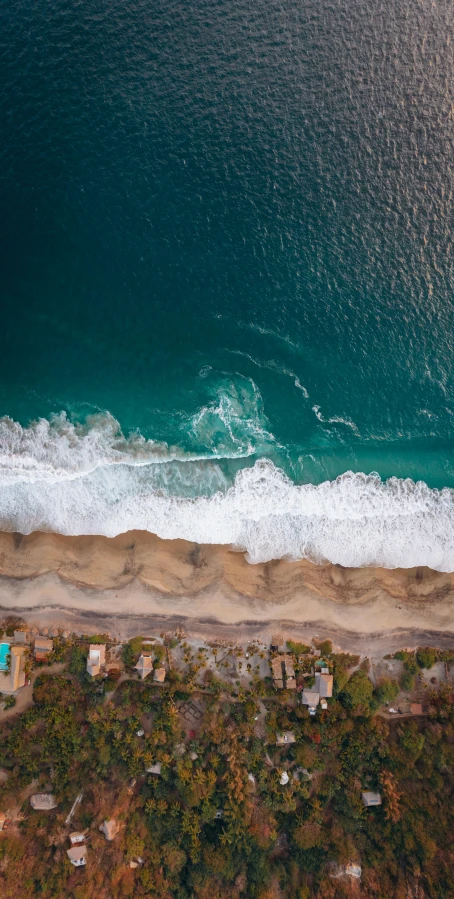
xmin=135 ymin=654 xmax=154 ymax=679
xmin=154 ymin=666 xmax=166 ymax=683
xmin=362 ymin=791 xmax=382 ymax=807
xmin=302 ymin=690 xmax=320 ymax=708
xmin=276 ymin=731 xmax=296 ymax=745
xmin=315 ymin=672 xmax=333 ymax=698
xmin=30 ymin=793 xmax=58 ymax=811
xmin=34 ymin=637 xmax=53 ymax=654
xmin=100 ymin=818 xmax=120 ymax=841
xmin=67 ymin=845 xmax=87 ymax=866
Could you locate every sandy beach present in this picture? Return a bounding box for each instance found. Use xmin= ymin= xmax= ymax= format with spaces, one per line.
xmin=0 ymin=530 xmax=453 ymax=652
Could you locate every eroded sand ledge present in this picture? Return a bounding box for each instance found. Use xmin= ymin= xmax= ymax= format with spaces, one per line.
xmin=1 ymin=530 xmax=454 ymax=605
xmin=0 ymin=531 xmax=453 ymax=648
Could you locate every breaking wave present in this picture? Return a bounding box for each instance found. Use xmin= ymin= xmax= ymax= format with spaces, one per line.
xmin=1 ymin=413 xmax=454 ymax=571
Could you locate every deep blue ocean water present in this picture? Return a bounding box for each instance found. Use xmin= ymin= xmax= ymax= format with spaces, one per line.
xmin=1 ymin=0 xmax=454 ymax=568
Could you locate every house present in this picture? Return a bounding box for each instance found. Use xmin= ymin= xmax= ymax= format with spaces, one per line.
xmin=345 ymin=863 xmax=362 ymax=879
xmin=315 ymin=672 xmax=333 ymax=698
xmin=410 ymin=703 xmax=423 ymax=715
xmin=135 ymin=654 xmax=153 ymax=680
xmin=0 ymin=812 xmax=6 ymax=831
xmin=302 ymin=690 xmax=320 ymax=714
xmin=276 ymin=731 xmax=296 ymax=745
xmin=13 ymin=630 xmax=29 ymax=645
xmin=34 ymin=636 xmax=53 ymax=661
xmin=362 ymin=791 xmax=382 ymax=807
xmin=99 ymin=819 xmax=120 ymax=841
xmin=284 ymin=654 xmax=296 ymax=688
xmin=30 ymin=793 xmax=58 ymax=810
xmin=67 ymin=845 xmax=87 ymax=867
xmin=271 ymin=654 xmax=296 ymax=689
xmin=69 ymin=832 xmax=86 ymax=845
xmin=271 ymin=657 xmax=284 ymax=689
xmin=270 ymin=635 xmax=286 ymax=653
xmin=86 ymin=644 xmax=106 ymax=676
xmin=154 ymin=667 xmax=166 ymax=683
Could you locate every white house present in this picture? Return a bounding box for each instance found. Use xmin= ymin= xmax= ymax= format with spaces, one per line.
xmin=87 ymin=644 xmax=106 ymax=676
xmin=135 ymin=654 xmax=154 ymax=679
xmin=67 ymin=845 xmax=87 ymax=867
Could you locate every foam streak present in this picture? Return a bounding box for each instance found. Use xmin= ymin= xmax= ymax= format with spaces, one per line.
xmin=0 ymin=414 xmax=453 ymax=571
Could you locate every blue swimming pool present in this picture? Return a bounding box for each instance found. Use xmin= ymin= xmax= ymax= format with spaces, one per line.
xmin=0 ymin=643 xmax=10 ymax=671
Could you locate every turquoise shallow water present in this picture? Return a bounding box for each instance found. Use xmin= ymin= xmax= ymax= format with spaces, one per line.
xmin=0 ymin=645 xmax=10 ymax=672
xmin=1 ymin=0 xmax=454 ymax=568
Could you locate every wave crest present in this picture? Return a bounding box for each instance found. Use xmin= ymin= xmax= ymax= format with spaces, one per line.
xmin=0 ymin=413 xmax=453 ymax=570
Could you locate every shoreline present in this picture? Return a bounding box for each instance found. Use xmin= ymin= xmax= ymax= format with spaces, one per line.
xmin=0 ymin=531 xmax=454 ymax=651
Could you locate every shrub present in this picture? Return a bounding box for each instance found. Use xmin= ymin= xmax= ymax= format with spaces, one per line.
xmin=293 ymin=822 xmax=323 ymax=850
xmin=315 ymin=640 xmax=333 ymax=657
xmin=400 ymin=670 xmax=415 ymax=691
xmin=287 ymin=641 xmax=311 ymax=655
xmin=416 ymin=647 xmax=438 ymax=669
xmin=68 ymin=646 xmax=87 ymax=676
xmin=376 ymin=678 xmax=399 ymax=704
xmin=341 ymin=670 xmax=374 ymax=711
xmin=122 ymin=643 xmax=136 ymax=668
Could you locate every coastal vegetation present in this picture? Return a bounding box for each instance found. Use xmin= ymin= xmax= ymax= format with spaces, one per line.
xmin=0 ymin=634 xmax=452 ymax=898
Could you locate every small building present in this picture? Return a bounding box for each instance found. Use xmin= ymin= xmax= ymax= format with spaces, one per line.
xmin=146 ymin=762 xmax=162 ymax=776
xmin=0 ymin=812 xmax=6 ymax=831
xmin=270 ymin=635 xmax=286 ymax=653
xmin=320 ymin=699 xmax=328 ymax=710
xmin=362 ymin=791 xmax=382 ymax=807
xmin=67 ymin=845 xmax=87 ymax=867
xmin=69 ymin=832 xmax=86 ymax=845
xmin=34 ymin=636 xmax=53 ymax=662
xmin=271 ymin=654 xmax=296 ymax=689
xmin=13 ymin=630 xmax=29 ymax=645
xmin=87 ymin=644 xmax=106 ymax=677
xmin=315 ymin=672 xmax=333 ymax=698
xmin=283 ymin=654 xmax=296 ymax=689
xmin=302 ymin=690 xmax=320 ymax=714
xmin=271 ymin=657 xmax=284 ymax=689
xmin=30 ymin=793 xmax=58 ymax=811
xmin=345 ymin=863 xmax=362 ymax=879
xmin=99 ymin=819 xmax=120 ymax=841
xmin=154 ymin=667 xmax=166 ymax=683
xmin=276 ymin=731 xmax=296 ymax=745
xmin=410 ymin=703 xmax=423 ymax=715
xmin=135 ymin=654 xmax=153 ymax=680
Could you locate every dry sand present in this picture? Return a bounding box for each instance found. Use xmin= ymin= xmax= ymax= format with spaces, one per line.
xmin=0 ymin=530 xmax=453 ymax=653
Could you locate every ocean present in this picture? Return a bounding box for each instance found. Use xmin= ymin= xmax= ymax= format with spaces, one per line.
xmin=1 ymin=0 xmax=454 ymax=569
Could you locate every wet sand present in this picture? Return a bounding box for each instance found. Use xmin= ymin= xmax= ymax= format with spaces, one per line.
xmin=0 ymin=531 xmax=453 ymax=652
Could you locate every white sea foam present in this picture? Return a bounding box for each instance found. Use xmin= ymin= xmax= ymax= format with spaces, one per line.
xmin=1 ymin=414 xmax=454 ymax=570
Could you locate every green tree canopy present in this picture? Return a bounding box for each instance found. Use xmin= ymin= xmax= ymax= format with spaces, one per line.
xmin=376 ymin=678 xmax=399 ymax=704
xmin=341 ymin=670 xmax=374 ymax=711
xmin=416 ymin=647 xmax=438 ymax=669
